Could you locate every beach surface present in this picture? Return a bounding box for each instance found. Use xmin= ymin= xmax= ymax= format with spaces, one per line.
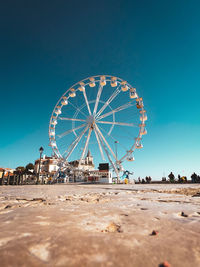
xmin=0 ymin=184 xmax=199 ymax=267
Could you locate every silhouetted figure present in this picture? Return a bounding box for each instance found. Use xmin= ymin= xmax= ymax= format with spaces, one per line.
xmin=138 ymin=177 xmax=141 ymax=183
xmin=145 ymin=176 xmax=152 ymax=183
xmin=178 ymin=174 xmax=181 ymax=182
xmin=142 ymin=178 xmax=145 ymax=184
xmin=191 ymin=172 xmax=198 ymax=183
xmin=168 ymin=172 xmax=175 ymax=183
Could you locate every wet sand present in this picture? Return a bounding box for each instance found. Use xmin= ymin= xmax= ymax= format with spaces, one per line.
xmin=0 ymin=184 xmax=199 ymax=267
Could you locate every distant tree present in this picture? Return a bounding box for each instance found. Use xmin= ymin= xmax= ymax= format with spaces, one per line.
xmin=26 ymin=163 xmax=34 ymax=170
xmin=15 ymin=166 xmax=25 ymax=173
xmin=25 ymin=163 xmax=34 ymax=174
xmin=24 ymin=163 xmax=35 ymax=184
xmin=15 ymin=167 xmax=25 ymax=185
xmin=168 ymin=172 xmax=175 ymax=183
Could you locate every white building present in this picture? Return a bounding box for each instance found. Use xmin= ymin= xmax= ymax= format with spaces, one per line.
xmin=69 ymin=150 xmax=95 ymax=171
xmin=87 ymin=169 xmax=112 ymax=183
xmin=34 ymin=151 xmax=113 ymax=184
xmin=34 ymin=155 xmax=59 ymax=175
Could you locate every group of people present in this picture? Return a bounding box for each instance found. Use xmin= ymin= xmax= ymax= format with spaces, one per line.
xmin=137 ymin=172 xmax=200 ymax=183
xmin=138 ymin=176 xmax=152 ymax=184
xmin=191 ymin=172 xmax=200 ymax=183
xmin=168 ymin=172 xmax=200 ymax=183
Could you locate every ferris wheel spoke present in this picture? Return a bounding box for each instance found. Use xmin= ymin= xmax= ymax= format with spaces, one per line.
xmin=68 ymin=100 xmax=88 ymax=118
xmin=64 ymin=125 xmax=89 ymax=161
xmin=95 ymin=124 xmax=117 ymax=161
xmin=79 ymin=127 xmax=92 ymax=165
xmin=97 ymin=102 xmax=134 ymax=121
xmin=97 ymin=120 xmax=137 ymax=127
xmin=98 ymin=124 xmax=129 ymax=152
xmin=59 ymin=117 xmax=86 ymax=122
xmin=57 ymin=123 xmax=86 ymax=139
xmin=108 ymin=124 xmax=115 ymax=136
xmin=98 ymin=124 xmax=117 ymax=142
xmin=93 ymin=84 xmax=103 ymax=115
xmin=95 ymin=85 xmax=121 ymax=118
xmin=94 ymin=125 xmax=105 ymax=161
xmin=82 ymin=89 xmax=92 ymax=115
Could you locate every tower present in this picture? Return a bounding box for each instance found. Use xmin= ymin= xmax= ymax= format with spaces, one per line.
xmin=85 ymin=150 xmax=93 ymax=166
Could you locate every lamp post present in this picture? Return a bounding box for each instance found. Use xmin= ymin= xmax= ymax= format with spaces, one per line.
xmin=114 ymin=141 xmax=119 ymax=159
xmin=114 ymin=141 xmax=119 ymax=183
xmin=37 ymin=146 xmax=44 ymax=184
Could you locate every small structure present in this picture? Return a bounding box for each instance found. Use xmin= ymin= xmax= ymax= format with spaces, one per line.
xmin=86 ymin=169 xmax=112 ymax=183
xmin=84 ymin=163 xmax=112 ymax=183
xmin=0 ymin=167 xmax=15 ymax=185
xmin=69 ymin=150 xmax=95 ymax=171
xmin=34 ymin=155 xmax=59 ymax=182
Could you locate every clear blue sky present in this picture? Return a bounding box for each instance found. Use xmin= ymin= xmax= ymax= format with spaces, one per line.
xmin=0 ymin=0 xmax=200 ymax=179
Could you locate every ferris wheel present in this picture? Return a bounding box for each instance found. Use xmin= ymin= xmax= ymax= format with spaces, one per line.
xmin=49 ymin=75 xmax=147 ymax=178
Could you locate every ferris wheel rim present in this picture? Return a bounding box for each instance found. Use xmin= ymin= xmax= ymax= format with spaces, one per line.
xmin=49 ymin=75 xmax=147 ymax=171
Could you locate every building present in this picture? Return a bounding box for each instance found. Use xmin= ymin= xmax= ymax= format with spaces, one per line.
xmin=0 ymin=167 xmax=16 ymax=185
xmin=68 ymin=151 xmax=113 ymax=183
xmin=34 ymin=151 xmax=113 ymax=184
xmin=85 ymin=162 xmax=112 ymax=183
xmin=86 ymin=169 xmax=112 ymax=183
xmin=34 ymin=155 xmax=59 ymax=177
xmin=69 ymin=150 xmax=95 ymax=171
xmin=0 ymin=167 xmax=15 ymax=178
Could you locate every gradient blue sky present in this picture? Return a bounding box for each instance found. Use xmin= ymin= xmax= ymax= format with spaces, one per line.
xmin=0 ymin=0 xmax=200 ymax=179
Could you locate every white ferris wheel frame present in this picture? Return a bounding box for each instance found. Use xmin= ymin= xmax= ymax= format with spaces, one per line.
xmin=49 ymin=75 xmax=147 ymax=177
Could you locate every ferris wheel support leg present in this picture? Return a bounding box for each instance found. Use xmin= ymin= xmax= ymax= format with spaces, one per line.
xmin=52 ymin=159 xmax=65 ymax=182
xmin=96 ymin=129 xmax=120 ymax=183
xmin=95 ymin=124 xmax=118 ymax=162
xmin=64 ymin=126 xmax=89 ymax=161
xmin=78 ymin=127 xmax=92 ymax=167
xmin=94 ymin=126 xmax=105 ymax=161
xmin=53 ymin=169 xmax=60 ymax=181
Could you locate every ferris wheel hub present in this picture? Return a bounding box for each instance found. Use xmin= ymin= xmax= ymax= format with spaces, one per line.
xmin=87 ymin=115 xmax=95 ymax=128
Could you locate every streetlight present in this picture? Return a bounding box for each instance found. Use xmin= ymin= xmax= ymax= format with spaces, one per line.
xmin=114 ymin=141 xmax=119 ymax=183
xmin=114 ymin=141 xmax=119 ymax=160
xmin=37 ymin=146 xmax=44 ymax=184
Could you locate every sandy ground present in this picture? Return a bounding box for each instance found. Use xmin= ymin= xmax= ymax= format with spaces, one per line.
xmin=0 ymin=184 xmax=199 ymax=267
